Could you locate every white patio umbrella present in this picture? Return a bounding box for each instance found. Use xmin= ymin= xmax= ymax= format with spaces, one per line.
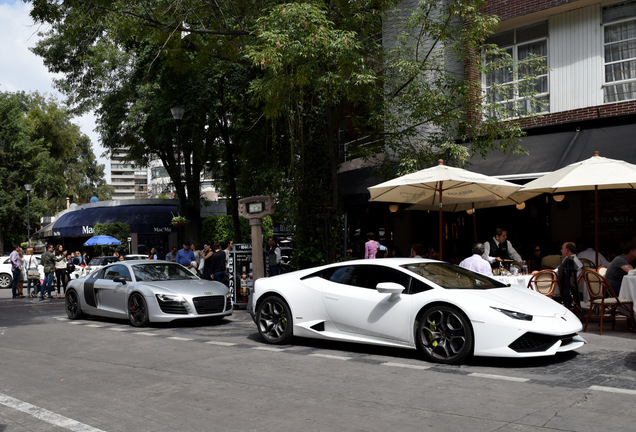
xmin=407 ymin=189 xmax=541 ymax=242
xmin=521 ymin=151 xmax=636 ymax=265
xmin=368 ymin=160 xmax=522 ymax=260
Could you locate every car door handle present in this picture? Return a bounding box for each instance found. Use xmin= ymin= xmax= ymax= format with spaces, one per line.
xmin=324 ymin=295 xmax=339 ymax=301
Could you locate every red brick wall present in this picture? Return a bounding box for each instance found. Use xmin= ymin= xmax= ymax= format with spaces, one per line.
xmin=521 ymin=100 xmax=636 ymax=129
xmin=483 ymin=0 xmax=579 ymax=21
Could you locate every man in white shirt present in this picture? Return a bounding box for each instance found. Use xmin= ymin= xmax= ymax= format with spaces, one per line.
xmin=459 ymin=243 xmax=493 ymax=276
xmin=576 ymin=238 xmax=609 ymax=268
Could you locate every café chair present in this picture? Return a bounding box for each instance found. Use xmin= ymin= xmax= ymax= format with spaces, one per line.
xmin=581 ymin=269 xmax=635 ymax=335
xmin=540 ymin=254 xmax=562 ymax=269
xmin=597 ymin=266 xmax=607 ymax=277
xmin=527 ymin=269 xmax=559 ymax=298
xmin=579 ymin=258 xmax=595 ymax=269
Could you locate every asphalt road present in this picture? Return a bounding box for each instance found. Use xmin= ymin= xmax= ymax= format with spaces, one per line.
xmin=1 ymin=292 xmax=636 ymax=432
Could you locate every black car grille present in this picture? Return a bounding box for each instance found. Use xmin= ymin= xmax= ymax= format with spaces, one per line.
xmin=157 ymin=300 xmax=188 ymax=315
xmin=509 ymin=332 xmax=577 ymax=353
xmin=193 ymin=295 xmax=227 ymax=314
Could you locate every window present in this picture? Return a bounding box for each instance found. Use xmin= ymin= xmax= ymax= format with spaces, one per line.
xmin=103 ymin=264 xmax=132 ymax=281
xmin=484 ymin=21 xmax=549 ymax=118
xmin=603 ymin=1 xmax=636 ymax=102
xmin=309 ymin=264 xmax=411 ymax=291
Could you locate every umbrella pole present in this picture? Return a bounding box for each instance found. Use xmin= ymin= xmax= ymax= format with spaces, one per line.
xmin=472 ymin=203 xmax=477 ymax=242
xmin=439 ymin=182 xmax=443 ymax=261
xmin=595 ymin=185 xmax=599 ymax=266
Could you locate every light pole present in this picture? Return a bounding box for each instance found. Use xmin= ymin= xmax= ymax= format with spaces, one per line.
xmin=24 ymin=184 xmax=32 ymax=247
xmin=170 ymin=107 xmax=185 ymax=199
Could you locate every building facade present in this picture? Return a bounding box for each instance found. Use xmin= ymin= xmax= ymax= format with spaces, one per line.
xmin=339 ymin=0 xmax=636 ymax=261
xmin=110 ymin=150 xmax=149 ymax=200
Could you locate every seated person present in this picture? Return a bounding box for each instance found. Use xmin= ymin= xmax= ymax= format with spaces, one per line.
xmin=576 ymin=237 xmax=609 ymax=268
xmin=459 ymin=243 xmax=493 ymax=276
xmin=605 ymin=241 xmax=636 ymax=296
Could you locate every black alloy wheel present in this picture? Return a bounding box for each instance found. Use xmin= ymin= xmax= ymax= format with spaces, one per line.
xmin=128 ymin=292 xmax=149 ymax=327
xmin=416 ymin=305 xmax=474 ymax=365
xmin=256 ymin=295 xmax=293 ymax=344
xmin=65 ymin=289 xmax=84 ymax=320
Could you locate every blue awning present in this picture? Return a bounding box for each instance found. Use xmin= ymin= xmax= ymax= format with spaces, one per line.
xmin=51 ymin=204 xmax=179 ymax=237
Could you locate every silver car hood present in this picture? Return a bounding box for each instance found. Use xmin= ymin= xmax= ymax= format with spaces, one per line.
xmin=140 ymin=279 xmax=227 ymax=296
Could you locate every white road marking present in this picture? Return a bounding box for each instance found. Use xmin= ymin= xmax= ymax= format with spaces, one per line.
xmin=589 ymin=385 xmax=636 ymax=395
xmin=252 ymin=346 xmax=287 ymax=352
xmin=85 ymin=324 xmax=104 ymax=328
xmin=204 ymin=341 xmax=237 ymax=346
xmin=108 ymin=328 xmax=128 ymax=332
xmin=469 ymin=373 xmax=529 ymax=382
xmin=167 ymin=337 xmax=194 ymax=341
xmin=67 ymin=322 xmax=82 ymax=325
xmin=309 ymin=353 xmax=351 ymax=361
xmin=0 ymin=392 xmax=106 ymax=432
xmin=132 ymin=332 xmax=157 ymax=336
xmin=381 ymin=362 xmax=432 ymax=370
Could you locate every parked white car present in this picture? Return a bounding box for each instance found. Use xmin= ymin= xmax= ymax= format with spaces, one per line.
xmin=0 ymin=255 xmax=44 ymax=289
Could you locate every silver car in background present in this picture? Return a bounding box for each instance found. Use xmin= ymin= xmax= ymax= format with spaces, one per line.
xmin=65 ymin=260 xmax=232 ymax=326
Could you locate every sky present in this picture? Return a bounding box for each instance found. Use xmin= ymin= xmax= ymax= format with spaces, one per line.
xmin=0 ymin=1 xmax=110 ymax=181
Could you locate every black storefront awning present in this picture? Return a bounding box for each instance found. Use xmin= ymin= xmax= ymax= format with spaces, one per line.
xmin=467 ymin=122 xmax=636 ymax=180
xmin=50 ymin=204 xmax=179 ymax=237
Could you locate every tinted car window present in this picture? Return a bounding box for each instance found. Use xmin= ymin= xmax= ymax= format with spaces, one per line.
xmin=402 ymin=262 xmax=506 ymax=289
xmin=348 ymin=265 xmax=411 ymax=290
xmin=132 ymin=263 xmax=199 ymax=281
xmin=103 ymin=264 xmax=132 ymax=281
xmin=311 ymin=264 xmax=411 ymax=291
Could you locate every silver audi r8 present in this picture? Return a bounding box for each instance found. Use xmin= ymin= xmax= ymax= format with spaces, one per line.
xmin=65 ymin=260 xmax=232 ymax=326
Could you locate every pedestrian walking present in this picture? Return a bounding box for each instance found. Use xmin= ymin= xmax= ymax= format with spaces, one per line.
xmin=40 ymin=244 xmax=55 ymax=299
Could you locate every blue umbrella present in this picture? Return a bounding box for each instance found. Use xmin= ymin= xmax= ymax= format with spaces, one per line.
xmin=84 ymin=235 xmax=122 ymax=246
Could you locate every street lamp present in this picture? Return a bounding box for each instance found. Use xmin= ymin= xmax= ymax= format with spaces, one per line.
xmin=24 ymin=184 xmax=32 ymax=247
xmin=171 ymin=107 xmax=185 ymax=198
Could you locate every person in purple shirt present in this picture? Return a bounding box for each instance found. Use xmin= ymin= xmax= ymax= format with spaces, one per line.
xmin=459 ymin=243 xmax=493 ymax=276
xmin=364 ymin=232 xmax=378 ymax=259
xmin=176 ymin=242 xmax=196 ymax=269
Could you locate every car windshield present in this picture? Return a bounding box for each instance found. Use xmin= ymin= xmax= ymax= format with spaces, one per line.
xmin=132 ymin=263 xmax=199 ymax=282
xmin=88 ymin=257 xmax=116 ymax=266
xmin=401 ymin=262 xmax=507 ymax=290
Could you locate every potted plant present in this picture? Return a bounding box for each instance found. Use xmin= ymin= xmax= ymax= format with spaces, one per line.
xmin=171 ymin=214 xmax=188 ymax=227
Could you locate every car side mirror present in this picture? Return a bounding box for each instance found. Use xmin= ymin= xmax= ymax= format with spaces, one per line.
xmin=376 ymin=282 xmax=405 ymax=301
xmin=113 ymin=276 xmax=127 ymax=284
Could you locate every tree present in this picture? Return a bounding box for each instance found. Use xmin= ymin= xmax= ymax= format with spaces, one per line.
xmin=27 ymin=0 xmax=545 ymax=268
xmin=0 ymin=91 xmax=110 ymax=253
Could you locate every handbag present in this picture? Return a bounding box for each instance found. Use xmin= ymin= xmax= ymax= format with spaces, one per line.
xmin=27 ymin=257 xmax=40 ymax=280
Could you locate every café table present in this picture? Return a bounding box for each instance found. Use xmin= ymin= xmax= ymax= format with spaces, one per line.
xmin=493 ymin=274 xmax=533 ymax=289
xmin=619 ymin=275 xmax=636 ymax=315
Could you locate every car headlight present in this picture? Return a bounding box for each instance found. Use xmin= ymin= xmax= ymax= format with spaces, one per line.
xmin=491 ymin=307 xmax=533 ymax=321
xmin=156 ymin=294 xmax=185 ymax=303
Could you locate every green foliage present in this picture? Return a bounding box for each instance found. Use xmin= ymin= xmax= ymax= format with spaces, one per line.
xmin=0 ymin=91 xmax=110 ymax=253
xmin=202 ymin=215 xmax=273 ymax=245
xmin=26 ymin=0 xmax=546 ymax=269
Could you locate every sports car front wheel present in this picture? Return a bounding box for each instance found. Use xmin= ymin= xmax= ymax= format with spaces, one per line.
xmin=256 ymin=296 xmax=293 ymax=344
xmin=416 ymin=305 xmax=474 ymax=365
xmin=65 ymin=289 xmax=84 ymax=320
xmin=128 ymin=292 xmax=149 ymax=327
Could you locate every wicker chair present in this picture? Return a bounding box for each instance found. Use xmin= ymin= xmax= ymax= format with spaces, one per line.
xmin=527 ymin=269 xmax=559 ymax=298
xmin=581 ymin=269 xmax=635 ymax=334
xmin=579 ymin=258 xmax=595 ymax=270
